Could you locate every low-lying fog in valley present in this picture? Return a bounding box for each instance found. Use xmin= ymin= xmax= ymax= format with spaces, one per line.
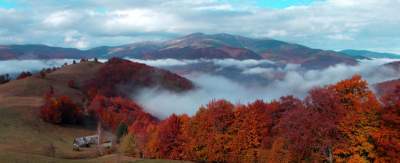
xmin=2 ymin=58 xmax=399 ymax=118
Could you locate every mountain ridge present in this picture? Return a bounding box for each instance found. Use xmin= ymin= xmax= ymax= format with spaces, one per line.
xmin=0 ymin=33 xmax=357 ymax=69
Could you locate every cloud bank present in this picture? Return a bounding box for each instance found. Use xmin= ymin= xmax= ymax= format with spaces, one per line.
xmin=0 ymin=59 xmax=75 ymax=75
xmin=132 ymin=58 xmax=400 ymax=118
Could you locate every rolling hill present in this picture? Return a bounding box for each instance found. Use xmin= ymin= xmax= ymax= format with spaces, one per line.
xmin=0 ymin=58 xmax=193 ymax=162
xmin=0 ymin=33 xmax=357 ymax=69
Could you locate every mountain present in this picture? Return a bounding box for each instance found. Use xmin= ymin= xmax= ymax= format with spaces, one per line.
xmin=0 ymin=44 xmax=90 ymax=60
xmin=340 ymin=49 xmax=400 ymax=59
xmin=104 ymin=33 xmax=357 ymax=68
xmin=0 ymin=33 xmax=358 ymax=69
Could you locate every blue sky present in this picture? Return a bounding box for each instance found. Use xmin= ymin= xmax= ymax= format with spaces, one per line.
xmin=255 ymin=0 xmax=316 ymax=8
xmin=0 ymin=0 xmax=16 ymax=9
xmin=0 ymin=0 xmax=399 ymax=53
xmin=216 ymin=0 xmax=318 ymax=8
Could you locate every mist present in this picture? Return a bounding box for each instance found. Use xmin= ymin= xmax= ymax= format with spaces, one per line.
xmin=132 ymin=58 xmax=400 ymax=118
xmin=0 ymin=59 xmax=75 ymax=75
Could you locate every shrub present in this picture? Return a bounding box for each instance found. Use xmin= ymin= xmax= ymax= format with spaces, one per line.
xmin=116 ymin=123 xmax=128 ymax=143
xmin=40 ymin=95 xmax=82 ymax=124
xmin=67 ymin=80 xmax=79 ymax=89
xmin=119 ymin=133 xmax=139 ymax=157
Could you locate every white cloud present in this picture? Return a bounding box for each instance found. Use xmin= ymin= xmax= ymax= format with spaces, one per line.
xmin=101 ymin=9 xmax=183 ymax=34
xmin=43 ymin=11 xmax=79 ymax=28
xmin=265 ymin=29 xmax=288 ymax=37
xmin=64 ymin=31 xmax=90 ymax=49
xmin=327 ymin=34 xmax=353 ymax=40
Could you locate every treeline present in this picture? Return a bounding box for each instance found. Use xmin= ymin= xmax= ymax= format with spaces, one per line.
xmin=38 ymin=65 xmax=399 ymax=162
xmin=126 ymin=75 xmax=399 ymax=162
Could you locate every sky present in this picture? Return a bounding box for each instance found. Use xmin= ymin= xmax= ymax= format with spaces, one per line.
xmin=0 ymin=0 xmax=399 ymax=53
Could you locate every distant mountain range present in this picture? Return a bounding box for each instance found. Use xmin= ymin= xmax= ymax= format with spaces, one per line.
xmin=0 ymin=33 xmax=381 ymax=69
xmin=340 ymin=49 xmax=400 ymax=59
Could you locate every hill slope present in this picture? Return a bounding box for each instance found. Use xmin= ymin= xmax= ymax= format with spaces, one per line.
xmin=0 ymin=59 xmax=194 ymax=162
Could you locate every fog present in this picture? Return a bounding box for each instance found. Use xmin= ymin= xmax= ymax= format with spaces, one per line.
xmin=131 ymin=58 xmax=400 ymax=118
xmin=0 ymin=59 xmax=75 ymax=75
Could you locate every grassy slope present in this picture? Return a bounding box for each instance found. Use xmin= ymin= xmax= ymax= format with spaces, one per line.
xmin=0 ymin=61 xmax=189 ymax=162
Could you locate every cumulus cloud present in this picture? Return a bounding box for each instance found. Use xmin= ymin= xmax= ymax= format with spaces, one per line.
xmin=0 ymin=0 xmax=399 ymax=53
xmin=132 ymin=58 xmax=400 ymax=118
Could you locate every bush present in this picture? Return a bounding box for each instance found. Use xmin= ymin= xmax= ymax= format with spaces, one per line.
xmin=68 ymin=80 xmax=79 ymax=89
xmin=40 ymin=95 xmax=82 ymax=124
xmin=119 ymin=133 xmax=139 ymax=157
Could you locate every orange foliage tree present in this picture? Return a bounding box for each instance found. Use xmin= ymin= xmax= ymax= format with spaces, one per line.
xmin=188 ymin=100 xmax=235 ymax=162
xmin=229 ymin=100 xmax=273 ymax=162
xmin=329 ymin=75 xmax=381 ymax=162
xmin=144 ymin=114 xmax=191 ymax=160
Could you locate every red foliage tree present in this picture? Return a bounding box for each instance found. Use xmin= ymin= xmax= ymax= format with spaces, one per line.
xmin=373 ymin=86 xmax=400 ymax=162
xmin=145 ymin=114 xmax=191 ymax=160
xmin=88 ymin=95 xmax=158 ymax=131
xmin=274 ymin=87 xmax=343 ymax=162
xmin=40 ymin=94 xmax=82 ymax=124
